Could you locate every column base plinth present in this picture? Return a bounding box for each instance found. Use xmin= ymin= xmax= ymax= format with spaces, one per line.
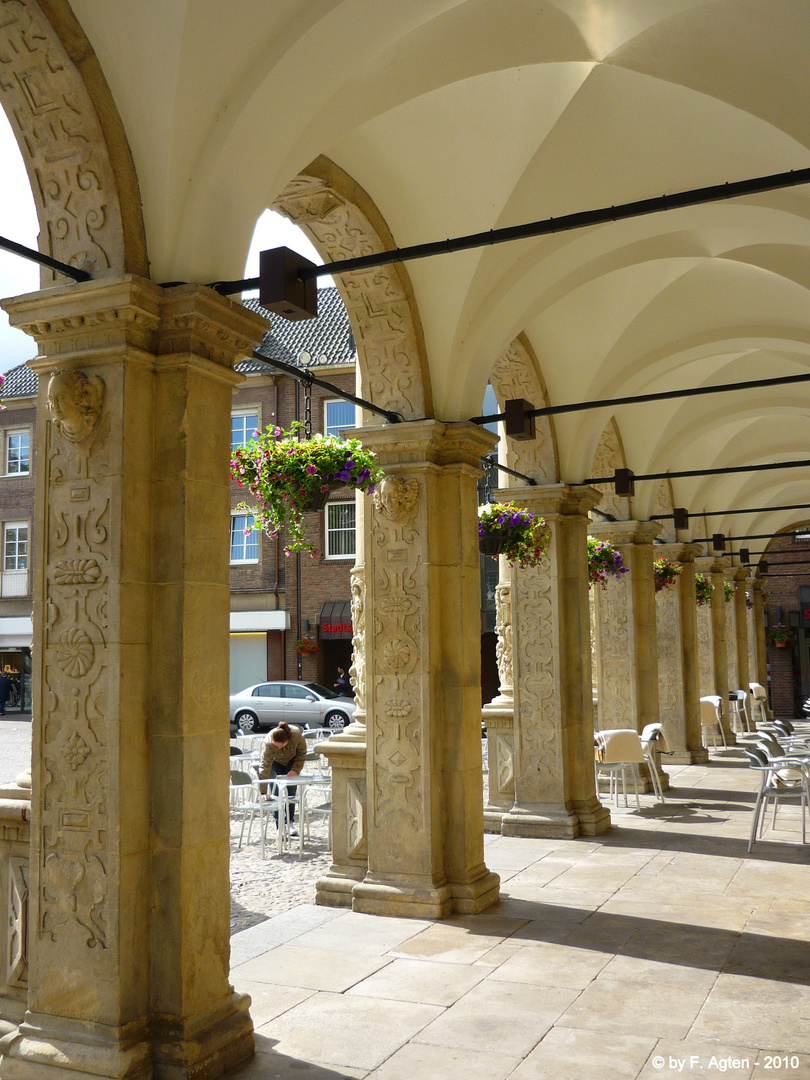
xmin=151 ymin=991 xmax=254 ymax=1080
xmin=449 ymin=870 xmax=500 ymax=914
xmin=0 ymin=1012 xmax=151 ymax=1080
xmin=571 ymin=799 xmax=612 ymax=835
xmin=316 ymin=866 xmax=366 ymax=908
xmin=352 ymin=876 xmax=453 ymax=919
xmin=667 ymin=748 xmax=709 ymax=765
xmin=483 ymin=804 xmax=508 ymax=833
xmin=501 ymin=805 xmax=580 ymax=839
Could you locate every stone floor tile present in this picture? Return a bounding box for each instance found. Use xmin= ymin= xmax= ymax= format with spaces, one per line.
xmin=505 ymin=885 xmax=615 ymax=909
xmin=508 ymin=1027 xmax=657 ymax=1080
xmin=387 ymin=918 xmax=520 ymax=965
xmin=599 ymin=900 xmax=754 ymax=933
xmin=232 ymin=981 xmax=316 ymax=1026
xmin=598 ymin=955 xmax=719 ymax=992
xmin=364 ymin=1041 xmax=520 ymax=1080
xmin=511 ymin=911 xmax=637 ymax=953
xmin=256 ymin=993 xmax=442 ymax=1071
xmin=232 ymin=945 xmax=392 ymax=993
xmin=411 ymin=979 xmax=578 ymax=1057
xmin=230 ymin=906 xmax=346 ymax=967
xmin=556 ymin=975 xmax=712 ymax=1040
xmin=487 ymin=939 xmax=612 ymax=989
xmin=507 ymin=861 xmax=571 ymax=887
xmin=636 ymin=1039 xmax=758 ymax=1079
xmin=690 ymin=974 xmax=810 ymax=1053
xmin=232 ymin=1037 xmax=369 ymax=1079
xmin=345 ymin=957 xmax=488 ymax=1005
xmin=618 ymin=921 xmax=739 ymax=971
xmin=722 ymin=931 xmax=810 ymax=984
xmin=292 ymin=911 xmax=431 ymax=956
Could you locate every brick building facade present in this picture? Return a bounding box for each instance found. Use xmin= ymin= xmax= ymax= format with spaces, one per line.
xmin=757 ymin=530 xmax=810 ymax=717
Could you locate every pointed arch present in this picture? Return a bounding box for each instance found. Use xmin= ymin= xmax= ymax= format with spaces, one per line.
xmin=488 ymin=333 xmax=558 ymax=483
xmin=589 ymin=418 xmax=631 ymax=521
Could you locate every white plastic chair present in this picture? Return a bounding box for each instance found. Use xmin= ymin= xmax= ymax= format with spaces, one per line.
xmin=699 ymin=696 xmax=727 ymax=749
xmin=749 ymin=682 xmax=769 ymax=727
xmin=640 ymin=723 xmax=668 ymax=802
xmin=229 ymin=770 xmax=279 ymax=857
xmin=595 ymin=729 xmax=646 ymax=808
xmin=302 ymin=728 xmax=332 ymax=777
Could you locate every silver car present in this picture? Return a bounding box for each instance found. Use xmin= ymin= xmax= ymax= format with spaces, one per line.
xmin=229 ymin=681 xmax=356 ymax=734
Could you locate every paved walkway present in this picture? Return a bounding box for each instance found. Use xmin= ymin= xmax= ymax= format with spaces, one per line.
xmin=226 ymin=733 xmax=810 ymax=1080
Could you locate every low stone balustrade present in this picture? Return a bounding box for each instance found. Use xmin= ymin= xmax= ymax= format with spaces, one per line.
xmin=0 ymin=772 xmax=30 ymax=1038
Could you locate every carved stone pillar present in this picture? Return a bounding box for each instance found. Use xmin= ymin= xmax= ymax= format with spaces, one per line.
xmin=732 ymin=569 xmax=750 ymax=698
xmin=498 ymin=485 xmax=610 ymax=838
xmin=590 ymin=522 xmax=662 ymax=762
xmin=725 ymin=572 xmax=741 ymax=694
xmin=0 ymin=785 xmax=30 ymax=1039
xmin=752 ymin=578 xmax=771 ymax=715
xmin=316 ymin=505 xmax=369 ymax=906
xmin=746 ymin=576 xmax=758 ymax=687
xmin=481 ymin=576 xmax=515 ymax=832
xmin=1 ymin=278 xmax=267 ymax=1080
xmin=350 ymin=421 xmax=500 ymax=918
xmin=654 ymin=544 xmax=707 ymax=765
xmin=702 ymin=557 xmax=735 ymax=745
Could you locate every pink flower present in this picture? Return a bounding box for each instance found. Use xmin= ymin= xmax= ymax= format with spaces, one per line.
xmin=306 ymin=464 xmax=317 ymax=474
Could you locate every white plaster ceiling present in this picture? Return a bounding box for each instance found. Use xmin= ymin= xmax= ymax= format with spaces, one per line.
xmin=66 ymin=0 xmax=810 ymax=561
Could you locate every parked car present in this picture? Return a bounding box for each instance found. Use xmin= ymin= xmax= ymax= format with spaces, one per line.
xmin=229 ymin=681 xmax=356 ymax=734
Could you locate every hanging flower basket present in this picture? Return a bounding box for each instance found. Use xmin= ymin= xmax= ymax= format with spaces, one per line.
xmin=587 ymin=537 xmax=629 ymax=590
xmin=294 ymin=638 xmax=318 ymax=655
xmin=723 ymin=580 xmax=734 ymax=603
xmin=766 ymin=625 xmax=795 ymax=648
xmin=478 ymin=502 xmax=549 ymax=568
xmin=231 ymin=421 xmax=384 ymax=557
xmin=695 ymin=573 xmax=714 ymax=606
xmin=746 ymin=592 xmax=753 ymax=610
xmin=653 ymin=558 xmax=682 ymax=593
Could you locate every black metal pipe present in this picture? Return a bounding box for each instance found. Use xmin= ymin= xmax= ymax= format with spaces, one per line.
xmin=485 ymin=460 xmax=537 ymax=486
xmin=692 ymin=531 xmax=801 ymax=543
xmin=252 ymin=349 xmax=403 ymax=424
xmin=212 ymin=166 xmax=810 ymax=295
xmin=653 ymin=501 xmax=810 ymax=521
xmin=583 ymin=457 xmax=810 ymax=485
xmin=0 ymin=232 xmax=92 ymax=283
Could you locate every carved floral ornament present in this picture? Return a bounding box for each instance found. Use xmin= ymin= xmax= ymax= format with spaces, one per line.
xmin=46 ymin=369 xmax=105 ymax=444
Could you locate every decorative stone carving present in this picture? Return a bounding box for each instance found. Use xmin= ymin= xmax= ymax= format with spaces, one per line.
xmin=513 ymin=561 xmax=558 ymax=792
xmin=489 ymin=336 xmax=557 ymax=482
xmin=348 ymin=566 xmax=366 ymax=717
xmin=46 ymin=370 xmax=105 ymax=445
xmin=347 ymin=777 xmax=367 ymax=860
xmin=0 ymin=0 xmax=140 ymax=280
xmin=697 ymin=604 xmax=713 ymax=695
xmin=652 ymin=479 xmax=677 ymax=543
xmin=594 ymin=569 xmax=633 ymax=727
xmin=7 ymin=856 xmax=28 ymax=989
xmin=494 ymin=582 xmax=513 ymax=695
xmin=590 ymin=420 xmax=631 ymax=521
xmin=372 ymin=475 xmax=419 ymax=524
xmin=656 ymin=584 xmax=682 ymax=745
xmin=274 ymin=168 xmax=428 ymax=420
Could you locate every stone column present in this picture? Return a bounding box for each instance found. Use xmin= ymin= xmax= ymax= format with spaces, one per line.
xmin=1 ymin=278 xmax=266 ymax=1080
xmin=316 ymin=502 xmax=369 ymax=906
xmin=708 ymin=557 xmax=735 ymax=744
xmin=752 ymin=578 xmax=771 ymax=715
xmin=348 ymin=421 xmax=500 ymax=919
xmin=496 ymin=485 xmax=610 ymax=838
xmin=732 ymin=569 xmax=750 ymax=697
xmin=591 ymin=521 xmax=661 ymax=739
xmin=725 ymin=572 xmax=741 ymax=694
xmin=481 ymin=575 xmax=515 ymax=832
xmin=746 ymin=576 xmax=758 ymax=686
xmin=654 ymin=544 xmax=707 ymax=765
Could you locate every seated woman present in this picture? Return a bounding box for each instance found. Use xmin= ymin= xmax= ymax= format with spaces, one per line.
xmin=259 ymin=722 xmax=308 ymax=832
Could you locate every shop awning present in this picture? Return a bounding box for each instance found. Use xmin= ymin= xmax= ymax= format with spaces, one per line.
xmin=229 ymin=610 xmax=290 ymax=632
xmin=0 ymin=617 xmax=33 ymax=648
xmin=319 ymin=601 xmax=352 ymax=639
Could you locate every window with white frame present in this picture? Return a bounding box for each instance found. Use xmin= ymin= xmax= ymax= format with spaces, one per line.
xmin=3 ymin=522 xmax=28 ymax=571
xmin=4 ymin=430 xmax=30 ymax=475
xmin=324 ymin=399 xmax=356 ymax=439
xmin=230 ymin=514 xmax=259 ymax=563
xmin=325 ymin=501 xmax=356 ymax=559
xmin=231 ymin=410 xmax=260 ymax=451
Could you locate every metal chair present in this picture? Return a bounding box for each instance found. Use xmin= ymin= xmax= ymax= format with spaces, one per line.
xmin=728 ymin=690 xmax=751 ymax=734
xmin=228 ymin=770 xmax=280 ymax=857
xmin=699 ymin=696 xmax=727 ymax=749
xmin=749 ymin=682 xmax=769 ymax=727
xmin=640 ymin=723 xmax=668 ymax=802
xmin=742 ymin=746 xmax=809 ymax=852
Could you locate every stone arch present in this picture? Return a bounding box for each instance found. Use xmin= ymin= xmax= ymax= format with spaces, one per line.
xmin=589 ymin=418 xmax=631 ymax=521
xmin=0 ymin=0 xmax=147 ymax=283
xmin=489 ymin=333 xmax=558 ymax=483
xmin=272 ymin=156 xmax=431 ymax=421
xmin=651 ymin=478 xmax=677 ymax=543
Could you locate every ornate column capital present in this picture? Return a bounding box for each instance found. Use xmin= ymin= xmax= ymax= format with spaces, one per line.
xmin=654 ymin=542 xmax=703 ymax=564
xmin=358 ymin=419 xmax=497 ymax=470
xmin=493 ymin=482 xmax=603 ymax=519
xmin=589 ymin=519 xmax=662 ymax=546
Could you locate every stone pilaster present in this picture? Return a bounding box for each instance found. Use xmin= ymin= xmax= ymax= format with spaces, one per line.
xmin=481 ymin=577 xmax=515 ymax=832
xmin=316 ymin=519 xmax=369 ymax=905
xmin=752 ymin=578 xmax=772 ymax=716
xmin=1 ymin=277 xmax=267 ymax=1080
xmin=732 ymin=569 xmax=750 ymax=698
xmin=702 ymin=557 xmax=735 ymax=744
xmin=725 ymin=572 xmax=741 ymax=694
xmin=654 ymin=544 xmax=707 ymax=765
xmin=350 ymin=421 xmax=500 ymax=918
xmin=591 ymin=520 xmax=661 ymax=732
xmin=497 ymin=485 xmax=610 ymax=838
